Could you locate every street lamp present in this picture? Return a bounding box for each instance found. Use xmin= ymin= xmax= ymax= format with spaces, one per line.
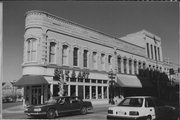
xmin=108 ymin=69 xmax=115 ymax=104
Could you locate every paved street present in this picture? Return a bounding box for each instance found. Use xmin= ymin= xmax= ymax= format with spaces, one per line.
xmin=2 ymin=102 xmax=111 ymax=119
xmin=2 ymin=101 xmax=179 ymax=119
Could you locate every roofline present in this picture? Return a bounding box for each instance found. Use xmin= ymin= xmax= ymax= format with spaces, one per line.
xmin=26 ymin=10 xmax=145 ymax=49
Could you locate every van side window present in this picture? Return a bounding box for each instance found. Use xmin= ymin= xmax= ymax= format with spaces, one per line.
xmin=145 ymin=98 xmax=155 ymax=107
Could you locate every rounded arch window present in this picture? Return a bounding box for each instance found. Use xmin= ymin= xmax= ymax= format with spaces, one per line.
xmin=26 ymin=38 xmax=37 ymax=62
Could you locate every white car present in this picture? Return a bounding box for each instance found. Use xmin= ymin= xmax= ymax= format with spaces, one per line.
xmin=107 ymin=96 xmax=175 ymax=120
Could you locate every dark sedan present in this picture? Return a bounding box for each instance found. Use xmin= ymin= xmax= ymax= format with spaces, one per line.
xmin=24 ymin=96 xmax=93 ymax=119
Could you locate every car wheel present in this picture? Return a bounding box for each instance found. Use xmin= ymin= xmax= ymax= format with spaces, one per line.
xmin=146 ymin=116 xmax=152 ymax=120
xmin=47 ymin=109 xmax=56 ymax=119
xmin=80 ymin=106 xmax=87 ymax=115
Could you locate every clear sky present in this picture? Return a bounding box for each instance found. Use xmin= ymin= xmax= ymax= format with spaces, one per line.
xmin=3 ymin=1 xmax=179 ymax=82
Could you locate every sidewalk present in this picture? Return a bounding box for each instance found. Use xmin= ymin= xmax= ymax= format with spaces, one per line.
xmin=3 ymin=103 xmax=115 ymax=114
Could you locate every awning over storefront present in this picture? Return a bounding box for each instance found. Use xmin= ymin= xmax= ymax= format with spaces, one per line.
xmin=14 ymin=75 xmax=49 ymax=86
xmin=116 ymin=74 xmax=153 ymax=88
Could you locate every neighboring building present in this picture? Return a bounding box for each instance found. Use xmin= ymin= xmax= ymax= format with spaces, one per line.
xmin=2 ymin=81 xmax=23 ymax=101
xmin=15 ymin=10 xmax=170 ymax=106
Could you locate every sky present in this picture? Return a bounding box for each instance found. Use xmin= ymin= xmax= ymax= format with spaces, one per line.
xmin=3 ymin=1 xmax=179 ymax=82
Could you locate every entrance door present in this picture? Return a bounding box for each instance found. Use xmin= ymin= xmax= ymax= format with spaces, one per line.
xmin=32 ymin=86 xmax=42 ymax=105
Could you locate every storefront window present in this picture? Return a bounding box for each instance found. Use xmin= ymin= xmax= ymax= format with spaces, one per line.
xmin=70 ymin=78 xmax=76 ymax=82
xmin=85 ymin=79 xmax=90 ymax=83
xmin=85 ymin=86 xmax=90 ymax=99
xmin=98 ymin=86 xmax=102 ymax=99
xmin=91 ymin=79 xmax=96 ymax=83
xmin=92 ymin=86 xmax=96 ymax=99
xmin=70 ymin=85 xmax=76 ymax=96
xmin=103 ymin=86 xmax=107 ymax=99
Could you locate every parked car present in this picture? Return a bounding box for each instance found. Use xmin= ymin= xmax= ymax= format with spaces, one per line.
xmin=107 ymin=96 xmax=176 ymax=120
xmin=24 ymin=96 xmax=93 ymax=119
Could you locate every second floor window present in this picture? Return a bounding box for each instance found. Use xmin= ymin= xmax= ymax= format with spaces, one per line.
xmin=101 ymin=53 xmax=105 ymax=70
xmin=123 ymin=59 xmax=127 ymax=74
xmin=129 ymin=60 xmax=132 ymax=74
xmin=73 ymin=47 xmax=79 ymax=66
xmin=83 ymin=50 xmax=88 ymax=67
xmin=92 ymin=52 xmax=97 ymax=69
xmin=134 ymin=61 xmax=137 ymax=74
xmin=117 ymin=57 xmax=121 ymax=73
xmin=62 ymin=45 xmax=68 ymax=65
xmin=49 ymin=42 xmax=56 ymax=64
xmin=27 ymin=38 xmax=37 ymax=62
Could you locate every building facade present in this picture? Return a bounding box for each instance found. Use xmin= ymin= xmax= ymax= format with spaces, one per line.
xmin=15 ymin=10 xmax=167 ymax=106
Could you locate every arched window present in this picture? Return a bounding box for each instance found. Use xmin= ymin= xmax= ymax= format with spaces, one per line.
xmin=83 ymin=50 xmax=88 ymax=68
xmin=73 ymin=47 xmax=79 ymax=66
xmin=123 ymin=58 xmax=127 ymax=74
xmin=101 ymin=53 xmax=105 ymax=70
xmin=92 ymin=52 xmax=97 ymax=69
xmin=62 ymin=45 xmax=68 ymax=66
xmin=129 ymin=59 xmax=132 ymax=74
xmin=117 ymin=56 xmax=121 ymax=73
xmin=49 ymin=42 xmax=56 ymax=64
xmin=134 ymin=60 xmax=137 ymax=74
xmin=27 ymin=38 xmax=37 ymax=62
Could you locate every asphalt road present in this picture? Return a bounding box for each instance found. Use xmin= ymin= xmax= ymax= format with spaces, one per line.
xmin=2 ymin=105 xmax=109 ymax=119
xmin=2 ymin=101 xmax=23 ymax=109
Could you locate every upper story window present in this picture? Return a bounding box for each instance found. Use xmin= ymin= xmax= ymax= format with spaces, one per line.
xmin=123 ymin=58 xmax=127 ymax=74
xmin=83 ymin=50 xmax=88 ymax=68
xmin=146 ymin=43 xmax=150 ymax=58
xmin=73 ymin=47 xmax=79 ymax=66
xmin=117 ymin=57 xmax=121 ymax=73
xmin=154 ymin=46 xmax=157 ymax=61
xmin=27 ymin=38 xmax=37 ymax=62
xmin=129 ymin=59 xmax=132 ymax=74
xmin=151 ymin=45 xmax=153 ymax=59
xmin=92 ymin=52 xmax=97 ymax=69
xmin=134 ymin=61 xmax=137 ymax=74
xmin=101 ymin=53 xmax=105 ymax=70
xmin=157 ymin=47 xmax=160 ymax=61
xmin=49 ymin=42 xmax=56 ymax=64
xmin=62 ymin=45 xmax=68 ymax=66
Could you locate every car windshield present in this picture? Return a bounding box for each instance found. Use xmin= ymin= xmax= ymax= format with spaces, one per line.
xmin=118 ymin=98 xmax=143 ymax=107
xmin=45 ymin=98 xmax=58 ymax=104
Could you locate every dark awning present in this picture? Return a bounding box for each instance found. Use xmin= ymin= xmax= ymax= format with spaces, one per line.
xmin=14 ymin=75 xmax=49 ymax=86
xmin=117 ymin=74 xmax=153 ymax=88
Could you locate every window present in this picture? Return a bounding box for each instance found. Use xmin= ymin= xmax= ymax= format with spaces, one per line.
xmin=158 ymin=47 xmax=160 ymax=61
xmin=123 ymin=59 xmax=127 ymax=74
xmin=83 ymin=50 xmax=88 ymax=68
xmin=103 ymin=87 xmax=107 ymax=99
xmin=145 ymin=98 xmax=155 ymax=107
xmin=27 ymin=38 xmax=37 ymax=62
xmin=62 ymin=45 xmax=68 ymax=66
xmin=108 ymin=55 xmax=112 ymax=70
xmin=129 ymin=60 xmax=132 ymax=74
xmin=85 ymin=86 xmax=90 ymax=99
xmin=151 ymin=45 xmax=153 ymax=59
xmin=146 ymin=43 xmax=150 ymax=58
xmin=134 ymin=61 xmax=137 ymax=74
xmin=98 ymin=86 xmax=102 ymax=99
xmin=101 ymin=53 xmax=105 ymax=70
xmin=49 ymin=42 xmax=56 ymax=63
xmin=92 ymin=86 xmax=96 ymax=99
xmin=154 ymin=46 xmax=157 ymax=61
xmin=73 ymin=47 xmax=79 ymax=66
xmin=117 ymin=57 xmax=121 ymax=73
xmin=92 ymin=52 xmax=97 ymax=69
